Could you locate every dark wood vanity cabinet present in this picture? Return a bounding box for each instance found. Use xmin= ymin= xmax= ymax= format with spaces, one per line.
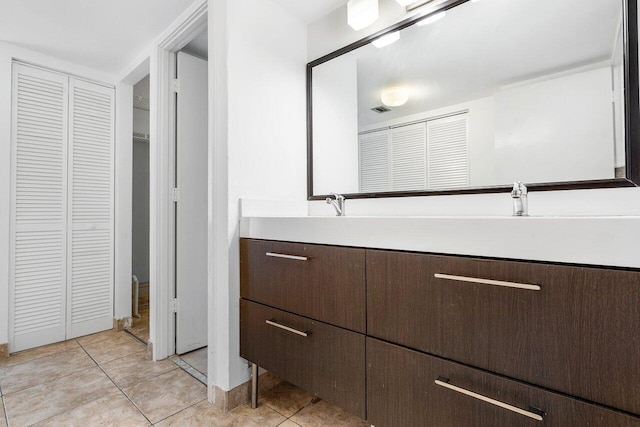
xmin=240 ymin=238 xmax=640 ymax=425
xmin=367 ymin=338 xmax=640 ymax=427
xmin=239 ymin=239 xmax=367 ymax=418
xmin=240 ymin=239 xmax=366 ymax=333
xmin=240 ymin=300 xmax=366 ymax=418
xmin=367 ymin=250 xmax=640 ymax=416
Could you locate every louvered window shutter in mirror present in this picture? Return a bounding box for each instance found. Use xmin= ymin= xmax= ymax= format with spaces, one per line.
xmin=427 ymin=114 xmax=470 ymax=189
xmin=359 ymin=130 xmax=390 ymax=192
xmin=390 ymin=123 xmax=427 ymax=191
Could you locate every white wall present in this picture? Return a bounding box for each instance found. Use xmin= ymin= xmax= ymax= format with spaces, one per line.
xmin=0 ymin=42 xmax=123 ymax=346
xmin=306 ymin=0 xmax=640 ymax=218
xmin=209 ymin=0 xmax=307 ymax=392
xmin=494 ymin=67 xmax=614 ymax=184
xmin=313 ymin=54 xmax=359 ymax=194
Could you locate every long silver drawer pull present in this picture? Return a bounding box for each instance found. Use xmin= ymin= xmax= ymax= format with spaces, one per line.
xmin=266 ymin=252 xmax=309 ymax=261
xmin=266 ymin=320 xmax=309 ymax=337
xmin=435 ymin=378 xmax=543 ymax=421
xmin=434 ymin=273 xmax=541 ymax=291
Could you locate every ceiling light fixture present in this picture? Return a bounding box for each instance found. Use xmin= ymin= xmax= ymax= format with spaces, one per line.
xmin=381 ymin=87 xmax=410 ymax=107
xmin=372 ymin=31 xmax=401 ymax=48
xmin=417 ymin=11 xmax=446 ymax=26
xmin=347 ymin=0 xmax=379 ymax=31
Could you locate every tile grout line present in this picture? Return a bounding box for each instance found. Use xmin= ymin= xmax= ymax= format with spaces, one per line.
xmin=1 ymin=394 xmax=8 ymax=427
xmin=77 ymin=341 xmax=153 ymax=426
xmin=150 ymin=397 xmax=208 ymax=426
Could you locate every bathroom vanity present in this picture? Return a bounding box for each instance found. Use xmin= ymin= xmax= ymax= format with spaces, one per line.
xmin=240 ymin=234 xmax=640 ymax=426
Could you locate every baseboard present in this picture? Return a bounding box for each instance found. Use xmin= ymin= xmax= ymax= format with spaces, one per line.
xmin=0 ymin=342 xmax=8 ymax=359
xmin=146 ymin=341 xmax=153 ymax=360
xmin=113 ymin=317 xmax=133 ymax=332
xmin=208 ymin=371 xmax=283 ymax=412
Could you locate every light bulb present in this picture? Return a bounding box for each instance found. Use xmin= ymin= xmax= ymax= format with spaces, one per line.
xmin=381 ymin=87 xmax=410 ymax=107
xmin=372 ymin=31 xmax=401 ymax=48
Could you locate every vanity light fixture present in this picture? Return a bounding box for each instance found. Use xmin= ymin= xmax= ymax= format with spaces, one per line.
xmin=417 ymin=11 xmax=446 ymax=26
xmin=348 ymin=0 xmax=379 ymax=31
xmin=381 ymin=87 xmax=410 ymax=107
xmin=372 ymin=31 xmax=401 ymax=48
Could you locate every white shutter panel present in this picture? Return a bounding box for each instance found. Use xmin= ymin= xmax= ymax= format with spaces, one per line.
xmin=359 ymin=130 xmax=390 ymax=192
xmin=427 ymin=114 xmax=470 ymax=189
xmin=390 ymin=123 xmax=427 ymax=191
xmin=67 ymin=79 xmax=114 ymax=338
xmin=10 ymin=64 xmax=68 ymax=352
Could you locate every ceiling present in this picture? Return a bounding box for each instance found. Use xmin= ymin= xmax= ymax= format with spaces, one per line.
xmin=271 ymin=0 xmax=348 ymax=24
xmin=0 ymin=0 xmax=198 ymax=76
xmin=339 ymin=0 xmax=623 ymax=127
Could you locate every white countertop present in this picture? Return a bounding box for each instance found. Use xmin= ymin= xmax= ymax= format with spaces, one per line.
xmin=240 ymin=215 xmax=640 ymax=268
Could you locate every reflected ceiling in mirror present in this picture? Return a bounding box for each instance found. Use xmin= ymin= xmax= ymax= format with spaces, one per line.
xmin=309 ymin=0 xmax=638 ymax=199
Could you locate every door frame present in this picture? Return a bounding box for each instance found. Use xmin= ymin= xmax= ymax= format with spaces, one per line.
xmin=150 ymin=0 xmax=207 ymax=361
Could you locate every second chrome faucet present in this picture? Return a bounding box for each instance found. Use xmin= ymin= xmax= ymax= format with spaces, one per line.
xmin=511 ymin=181 xmax=528 ymax=216
xmin=326 ymin=193 xmax=345 ymax=216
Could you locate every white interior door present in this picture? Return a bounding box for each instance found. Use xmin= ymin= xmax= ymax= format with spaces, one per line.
xmin=175 ymin=51 xmax=208 ymax=354
xmin=10 ymin=64 xmax=69 ymax=352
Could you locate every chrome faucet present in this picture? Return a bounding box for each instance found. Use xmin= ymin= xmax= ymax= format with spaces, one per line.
xmin=511 ymin=181 xmax=528 ymax=217
xmin=325 ymin=193 xmax=345 ymax=216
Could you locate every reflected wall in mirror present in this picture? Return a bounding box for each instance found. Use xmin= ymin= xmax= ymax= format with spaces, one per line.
xmin=309 ymin=0 xmax=638 ymax=198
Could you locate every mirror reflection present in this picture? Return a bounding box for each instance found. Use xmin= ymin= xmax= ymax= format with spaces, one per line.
xmin=311 ymin=0 xmax=626 ymax=196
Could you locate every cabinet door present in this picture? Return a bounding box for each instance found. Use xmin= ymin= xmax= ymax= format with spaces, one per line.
xmin=367 ymin=338 xmax=640 ymax=427
xmin=240 ymin=300 xmax=366 ymax=419
xmin=10 ymin=63 xmax=69 ymax=352
xmin=66 ymin=78 xmax=114 ymax=338
xmin=367 ymin=250 xmax=640 ymax=415
xmin=240 ymin=239 xmax=366 ymax=332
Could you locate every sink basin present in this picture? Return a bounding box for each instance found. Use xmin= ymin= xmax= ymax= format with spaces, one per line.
xmin=240 ymin=215 xmax=639 ymax=268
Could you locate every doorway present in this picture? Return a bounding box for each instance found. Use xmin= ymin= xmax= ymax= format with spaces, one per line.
xmin=130 ymin=74 xmax=151 ymax=344
xmin=172 ymin=27 xmax=209 ymax=378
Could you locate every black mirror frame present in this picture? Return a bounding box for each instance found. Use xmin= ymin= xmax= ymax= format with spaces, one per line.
xmin=307 ymin=0 xmax=640 ymax=200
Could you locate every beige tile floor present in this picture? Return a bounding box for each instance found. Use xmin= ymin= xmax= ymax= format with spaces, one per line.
xmin=0 ymin=331 xmax=369 ymax=426
xmin=179 ymin=347 xmax=208 ymax=376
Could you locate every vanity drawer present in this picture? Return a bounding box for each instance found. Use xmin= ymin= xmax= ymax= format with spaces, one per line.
xmin=367 ymin=250 xmax=640 ymax=415
xmin=240 ymin=239 xmax=366 ymax=333
xmin=367 ymin=338 xmax=640 ymax=427
xmin=240 ymin=299 xmax=366 ymax=419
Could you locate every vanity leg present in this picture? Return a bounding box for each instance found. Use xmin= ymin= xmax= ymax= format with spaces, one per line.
xmin=251 ymin=363 xmax=259 ymax=409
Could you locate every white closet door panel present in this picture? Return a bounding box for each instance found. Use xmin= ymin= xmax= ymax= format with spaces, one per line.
xmin=390 ymin=123 xmax=427 ymax=191
xmin=359 ymin=130 xmax=390 ymax=192
xmin=10 ymin=64 xmax=68 ymax=352
xmin=67 ymin=78 xmax=114 ymax=338
xmin=427 ymin=114 xmax=470 ymax=190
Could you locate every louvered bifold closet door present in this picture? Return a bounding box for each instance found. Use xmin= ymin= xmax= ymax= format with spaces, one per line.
xmin=67 ymin=78 xmax=114 ymax=338
xmin=427 ymin=114 xmax=470 ymax=189
xmin=359 ymin=130 xmax=390 ymax=192
xmin=390 ymin=123 xmax=427 ymax=191
xmin=10 ymin=64 xmax=68 ymax=352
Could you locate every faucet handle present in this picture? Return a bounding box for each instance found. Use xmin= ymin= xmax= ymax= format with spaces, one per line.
xmin=511 ymin=181 xmax=527 ymax=197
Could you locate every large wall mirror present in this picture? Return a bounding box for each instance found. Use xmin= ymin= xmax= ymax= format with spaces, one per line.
xmin=308 ymin=0 xmax=640 ymax=199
